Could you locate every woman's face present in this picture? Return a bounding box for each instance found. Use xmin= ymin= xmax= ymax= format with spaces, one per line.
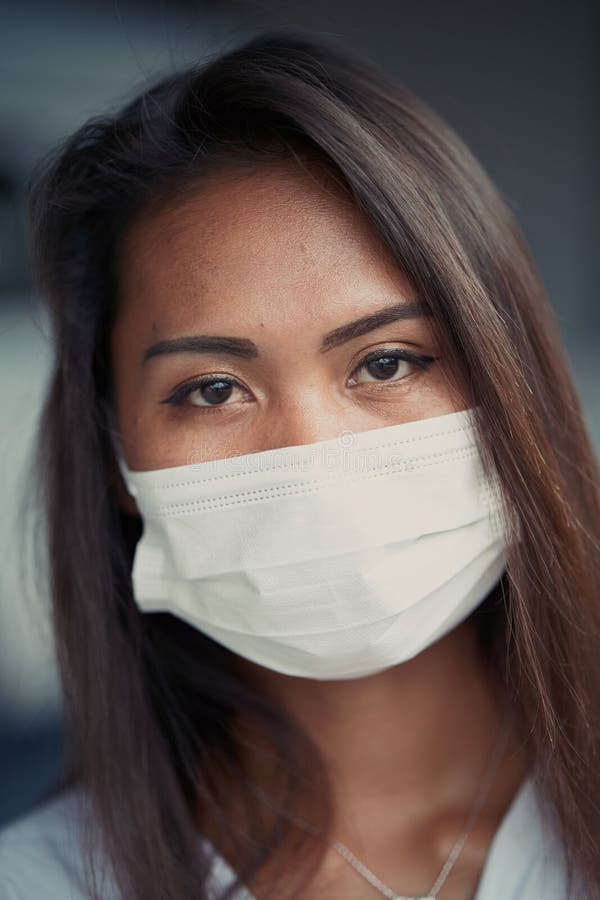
xmin=111 ymin=160 xmax=464 ymax=501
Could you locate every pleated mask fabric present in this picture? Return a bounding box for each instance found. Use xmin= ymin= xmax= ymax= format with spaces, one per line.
xmin=115 ymin=407 xmax=509 ymax=679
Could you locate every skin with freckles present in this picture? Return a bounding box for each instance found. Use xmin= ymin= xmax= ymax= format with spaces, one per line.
xmin=110 ymin=160 xmax=530 ymax=900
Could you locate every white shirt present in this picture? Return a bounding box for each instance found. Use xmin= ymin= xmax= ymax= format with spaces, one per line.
xmin=0 ymin=775 xmax=577 ymax=899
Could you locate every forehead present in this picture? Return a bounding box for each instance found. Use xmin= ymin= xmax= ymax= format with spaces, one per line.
xmin=114 ymin=160 xmax=416 ymax=331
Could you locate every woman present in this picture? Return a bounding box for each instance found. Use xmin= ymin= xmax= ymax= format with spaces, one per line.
xmin=0 ymin=27 xmax=599 ymax=900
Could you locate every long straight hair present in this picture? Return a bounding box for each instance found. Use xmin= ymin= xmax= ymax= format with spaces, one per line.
xmin=26 ymin=27 xmax=600 ymax=900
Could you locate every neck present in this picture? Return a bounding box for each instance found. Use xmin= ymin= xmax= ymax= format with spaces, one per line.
xmin=231 ymin=617 xmax=525 ymax=824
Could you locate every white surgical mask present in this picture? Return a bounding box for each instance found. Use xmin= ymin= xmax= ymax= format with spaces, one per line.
xmin=115 ymin=407 xmax=508 ymax=680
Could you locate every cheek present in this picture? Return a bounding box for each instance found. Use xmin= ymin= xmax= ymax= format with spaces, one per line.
xmin=115 ymin=393 xmax=219 ymax=472
xmin=119 ymin=408 xmax=182 ymax=471
xmin=420 ymin=361 xmax=466 ymax=415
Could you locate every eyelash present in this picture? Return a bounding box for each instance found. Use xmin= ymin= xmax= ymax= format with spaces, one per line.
xmin=161 ymin=348 xmax=439 ymax=411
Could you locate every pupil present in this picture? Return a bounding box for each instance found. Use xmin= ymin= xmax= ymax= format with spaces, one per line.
xmin=367 ymin=356 xmax=399 ymax=380
xmin=201 ymin=381 xmax=233 ymax=404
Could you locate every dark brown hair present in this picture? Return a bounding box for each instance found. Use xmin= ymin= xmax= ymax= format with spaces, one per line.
xmin=26 ymin=26 xmax=600 ymax=900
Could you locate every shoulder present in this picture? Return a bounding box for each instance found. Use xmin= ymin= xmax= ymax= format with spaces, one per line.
xmin=476 ymin=776 xmax=580 ymax=900
xmin=0 ymin=789 xmax=244 ymax=900
xmin=0 ymin=786 xmax=118 ymax=900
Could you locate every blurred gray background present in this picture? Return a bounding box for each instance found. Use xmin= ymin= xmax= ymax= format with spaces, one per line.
xmin=1 ymin=0 xmax=598 ymax=826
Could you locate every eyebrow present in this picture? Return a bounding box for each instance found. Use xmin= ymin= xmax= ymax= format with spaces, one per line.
xmin=142 ymin=301 xmax=428 ymax=364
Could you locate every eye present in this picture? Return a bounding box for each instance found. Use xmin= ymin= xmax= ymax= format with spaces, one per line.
xmin=347 ymin=348 xmax=438 ymax=386
xmin=161 ymin=347 xmax=439 ymax=410
xmin=161 ymin=375 xmax=249 ymax=410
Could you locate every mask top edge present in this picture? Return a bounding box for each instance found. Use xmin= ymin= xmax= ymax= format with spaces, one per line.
xmin=118 ymin=406 xmax=479 ymax=489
